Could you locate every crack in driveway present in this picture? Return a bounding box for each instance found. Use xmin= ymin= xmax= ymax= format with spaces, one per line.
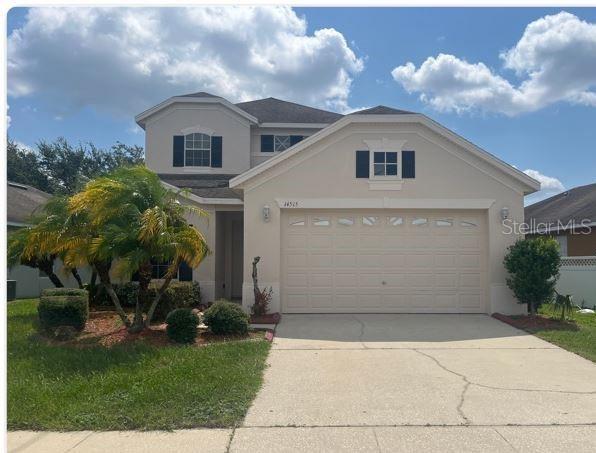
xmin=352 ymin=315 xmax=369 ymax=349
xmin=415 ymin=349 xmax=596 ymax=396
xmin=415 ymin=349 xmax=472 ymax=425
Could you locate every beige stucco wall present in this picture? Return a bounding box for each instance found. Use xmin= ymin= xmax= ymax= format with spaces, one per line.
xmin=144 ymin=103 xmax=252 ymax=175
xmin=241 ymin=121 xmax=529 ymax=315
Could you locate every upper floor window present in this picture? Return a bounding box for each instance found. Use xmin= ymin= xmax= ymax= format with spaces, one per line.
xmin=373 ymin=151 xmax=398 ymax=177
xmin=185 ymin=133 xmax=211 ymax=166
xmin=275 ymin=135 xmax=291 ymax=152
xmin=261 ymin=135 xmax=305 ymax=153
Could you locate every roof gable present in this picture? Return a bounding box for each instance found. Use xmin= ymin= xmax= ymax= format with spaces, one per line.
xmin=135 ymin=94 xmax=258 ymax=129
xmin=350 ymin=105 xmax=414 ymax=115
xmin=230 ymin=113 xmax=540 ymax=194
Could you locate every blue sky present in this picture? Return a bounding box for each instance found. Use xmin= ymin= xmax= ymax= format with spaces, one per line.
xmin=7 ymin=7 xmax=596 ymax=203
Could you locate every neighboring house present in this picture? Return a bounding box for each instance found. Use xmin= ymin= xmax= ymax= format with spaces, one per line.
xmin=7 ymin=181 xmax=87 ymax=298
xmin=135 ymin=92 xmax=540 ymax=315
xmin=525 ymin=183 xmax=596 ymax=256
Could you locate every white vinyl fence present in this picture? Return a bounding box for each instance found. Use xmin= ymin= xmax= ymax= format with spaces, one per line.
xmin=556 ymin=256 xmax=596 ymax=309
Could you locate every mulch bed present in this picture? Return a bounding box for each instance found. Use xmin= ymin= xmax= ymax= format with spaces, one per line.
xmin=250 ymin=312 xmax=281 ymax=325
xmin=46 ymin=310 xmax=266 ymax=348
xmin=492 ymin=312 xmax=579 ymax=332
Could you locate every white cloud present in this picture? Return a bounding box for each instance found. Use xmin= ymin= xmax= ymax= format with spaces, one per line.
xmin=391 ymin=12 xmax=596 ymax=115
xmin=523 ymin=169 xmax=565 ymax=205
xmin=8 ymin=7 xmax=363 ymax=117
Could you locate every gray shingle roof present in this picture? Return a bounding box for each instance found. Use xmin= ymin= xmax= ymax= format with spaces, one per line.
xmin=7 ymin=182 xmax=52 ymax=224
xmin=179 ymin=91 xmax=220 ymax=98
xmin=235 ymin=97 xmax=343 ymax=124
xmin=159 ymin=174 xmax=242 ymax=200
xmin=525 ymin=183 xmax=596 ymax=226
xmin=350 ymin=105 xmax=415 ymax=115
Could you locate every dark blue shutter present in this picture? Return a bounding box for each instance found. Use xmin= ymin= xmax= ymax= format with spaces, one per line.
xmin=290 ymin=135 xmax=303 ymax=146
xmin=173 ymin=136 xmax=184 ymax=167
xmin=402 ymin=151 xmax=415 ymax=178
xmin=211 ymin=136 xmax=222 ymax=168
xmin=261 ymin=135 xmax=274 ymax=152
xmin=356 ymin=150 xmax=370 ymax=178
xmin=178 ymin=261 xmax=193 ymax=281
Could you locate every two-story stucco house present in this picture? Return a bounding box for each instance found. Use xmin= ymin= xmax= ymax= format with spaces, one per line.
xmin=135 ymin=92 xmax=540 ymax=315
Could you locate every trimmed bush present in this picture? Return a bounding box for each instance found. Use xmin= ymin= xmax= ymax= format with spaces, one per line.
xmin=203 ymin=300 xmax=249 ymax=335
xmin=38 ymin=288 xmax=89 ymax=332
xmin=90 ymin=281 xmax=200 ymax=321
xmin=504 ymin=237 xmax=561 ymax=315
xmin=166 ymin=308 xmax=199 ymax=344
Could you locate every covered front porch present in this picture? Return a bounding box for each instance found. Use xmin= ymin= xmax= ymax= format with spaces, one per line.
xmin=214 ymin=210 xmax=244 ymax=301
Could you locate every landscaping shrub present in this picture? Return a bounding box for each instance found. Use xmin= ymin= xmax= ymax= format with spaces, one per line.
xmin=38 ymin=288 xmax=89 ymax=332
xmin=203 ymin=300 xmax=249 ymax=335
xmin=165 ymin=308 xmax=199 ymax=344
xmin=504 ymin=237 xmax=561 ymax=315
xmin=90 ymin=281 xmax=200 ymax=320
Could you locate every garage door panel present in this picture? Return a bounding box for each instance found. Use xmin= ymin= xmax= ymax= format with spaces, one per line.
xmin=336 ymin=294 xmax=359 ymax=308
xmin=357 ymin=254 xmax=383 ymax=267
xmin=282 ymin=210 xmax=487 ymax=313
xmin=336 ymin=273 xmax=358 ymax=286
xmin=286 ymin=253 xmax=308 ymax=267
xmin=382 ymin=254 xmax=406 ymax=267
xmin=309 ymin=254 xmax=334 ymax=267
xmin=459 ymin=293 xmax=483 ymax=310
xmin=309 ymin=235 xmax=333 ymax=248
xmin=311 ymin=294 xmax=333 ymax=309
xmin=460 ymin=254 xmax=481 ymax=268
xmin=286 ymin=273 xmax=308 ymax=287
xmin=334 ymin=254 xmax=357 ymax=267
xmin=310 ymin=273 xmax=333 ymax=287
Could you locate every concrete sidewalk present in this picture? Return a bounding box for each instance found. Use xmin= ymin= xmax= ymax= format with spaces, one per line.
xmin=9 ymin=425 xmax=596 ymax=452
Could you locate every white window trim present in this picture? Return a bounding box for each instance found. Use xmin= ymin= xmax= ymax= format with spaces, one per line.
xmin=363 ymin=138 xmax=407 ymax=190
xmin=184 ymin=132 xmax=211 ymax=168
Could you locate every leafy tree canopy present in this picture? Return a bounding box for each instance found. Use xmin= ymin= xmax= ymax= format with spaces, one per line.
xmin=7 ymin=137 xmax=144 ymax=194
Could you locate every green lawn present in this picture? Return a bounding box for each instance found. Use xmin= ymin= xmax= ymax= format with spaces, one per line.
xmin=8 ymin=299 xmax=271 ymax=431
xmin=531 ymin=304 xmax=596 ymax=362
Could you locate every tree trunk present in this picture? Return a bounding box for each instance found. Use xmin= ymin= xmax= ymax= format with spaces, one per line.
xmin=39 ymin=259 xmax=64 ymax=288
xmin=252 ymin=256 xmax=261 ymax=302
xmin=94 ymin=261 xmax=131 ymax=327
xmin=144 ymin=259 xmax=180 ymax=328
xmin=130 ymin=262 xmax=152 ymax=333
xmin=71 ymin=268 xmax=84 ymax=289
xmin=529 ymin=301 xmax=536 ymax=316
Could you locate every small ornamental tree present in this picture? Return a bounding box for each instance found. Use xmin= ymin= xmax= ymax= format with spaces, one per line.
xmin=503 ymin=237 xmax=561 ymax=315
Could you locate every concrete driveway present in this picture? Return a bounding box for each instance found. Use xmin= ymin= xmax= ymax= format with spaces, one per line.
xmin=235 ymin=314 xmax=596 ymax=452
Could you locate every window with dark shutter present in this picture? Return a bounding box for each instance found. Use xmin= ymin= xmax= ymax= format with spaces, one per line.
xmin=178 ymin=261 xmax=193 ymax=281
xmin=290 ymin=135 xmax=304 ymax=146
xmin=261 ymin=135 xmax=274 ymax=152
xmin=211 ymin=136 xmax=222 ymax=168
xmin=402 ymin=151 xmax=415 ymax=178
xmin=356 ymin=150 xmax=370 ymax=178
xmin=173 ymin=136 xmax=184 ymax=167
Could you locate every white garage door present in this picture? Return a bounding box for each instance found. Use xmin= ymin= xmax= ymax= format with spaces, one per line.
xmin=281 ymin=210 xmax=487 ymax=313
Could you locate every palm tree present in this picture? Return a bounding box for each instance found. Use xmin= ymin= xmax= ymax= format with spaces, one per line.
xmin=68 ymin=166 xmax=210 ymax=332
xmin=7 ymin=227 xmax=64 ymax=287
xmin=7 ymin=196 xmax=87 ymax=289
xmin=23 ymin=196 xmax=85 ymax=288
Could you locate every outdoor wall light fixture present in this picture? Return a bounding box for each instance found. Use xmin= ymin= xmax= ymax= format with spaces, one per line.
xmin=263 ymin=205 xmax=271 ymax=222
xmin=500 ymin=207 xmax=510 ymax=221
